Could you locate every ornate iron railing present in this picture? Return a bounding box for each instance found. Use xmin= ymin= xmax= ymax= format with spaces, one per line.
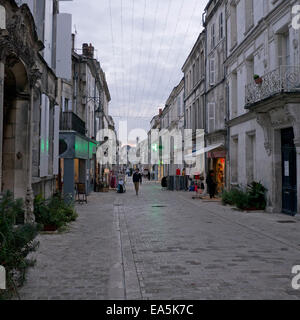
xmin=245 ymin=66 xmax=300 ymax=106
xmin=60 ymin=112 xmax=86 ymax=136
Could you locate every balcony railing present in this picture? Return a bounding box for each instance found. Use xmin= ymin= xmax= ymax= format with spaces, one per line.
xmin=245 ymin=66 xmax=300 ymax=106
xmin=60 ymin=112 xmax=86 ymax=136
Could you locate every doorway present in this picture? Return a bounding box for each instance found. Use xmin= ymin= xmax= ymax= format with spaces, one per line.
xmin=281 ymin=127 xmax=297 ymax=215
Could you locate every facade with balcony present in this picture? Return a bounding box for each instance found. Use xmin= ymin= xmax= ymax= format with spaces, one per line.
xmin=225 ymin=0 xmax=300 ymax=215
xmin=58 ymin=42 xmax=105 ymax=199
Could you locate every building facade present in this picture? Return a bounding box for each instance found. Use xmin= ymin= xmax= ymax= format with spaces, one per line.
xmin=59 ymin=42 xmax=109 ymax=198
xmin=225 ymin=0 xmax=300 ymax=215
xmin=0 ymin=1 xmax=59 ymax=221
xmin=182 ymin=31 xmax=206 ymax=179
xmin=203 ymin=0 xmax=227 ymax=195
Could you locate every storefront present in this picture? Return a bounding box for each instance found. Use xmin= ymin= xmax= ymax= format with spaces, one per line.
xmin=59 ymin=132 xmax=97 ymax=199
xmin=207 ymin=150 xmax=226 ymax=194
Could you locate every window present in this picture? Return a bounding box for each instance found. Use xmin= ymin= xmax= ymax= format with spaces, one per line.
xmin=211 ymin=23 xmax=215 ymax=49
xmin=245 ymin=0 xmax=254 ymax=32
xmin=278 ymin=31 xmax=290 ymax=66
xmin=231 ymin=136 xmax=239 ymax=183
xmin=219 ymin=12 xmax=224 ymax=40
xmin=207 ymin=102 xmax=215 ymax=132
xmin=198 ymin=99 xmax=203 ymax=128
xmin=192 ymin=64 xmax=196 ymax=88
xmin=246 ymin=57 xmax=254 ymax=84
xmin=192 ymin=103 xmax=196 ymax=131
xmin=231 ymin=70 xmax=238 ymax=117
xmin=209 ymin=58 xmax=215 ymax=85
xmin=196 ymin=57 xmax=199 ymax=83
xmin=230 ymin=3 xmax=237 ymax=48
xmin=200 ymin=52 xmax=204 ymax=78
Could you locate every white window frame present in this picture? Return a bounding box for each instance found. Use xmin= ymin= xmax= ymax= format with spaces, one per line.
xmin=207 ymin=102 xmax=216 ymax=133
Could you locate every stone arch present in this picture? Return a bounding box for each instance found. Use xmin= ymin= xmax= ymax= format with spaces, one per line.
xmin=2 ymin=53 xmax=30 ymax=198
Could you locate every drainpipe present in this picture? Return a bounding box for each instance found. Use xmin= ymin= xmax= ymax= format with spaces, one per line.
xmin=203 ymin=11 xmax=208 ymax=185
xmin=225 ymin=0 xmax=230 ymax=190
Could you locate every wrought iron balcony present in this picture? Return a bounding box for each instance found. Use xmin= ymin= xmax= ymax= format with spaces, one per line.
xmin=245 ymin=66 xmax=300 ymax=106
xmin=60 ymin=111 xmax=86 ymax=136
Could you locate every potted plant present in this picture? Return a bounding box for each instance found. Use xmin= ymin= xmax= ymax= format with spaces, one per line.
xmin=253 ymin=74 xmax=263 ymax=84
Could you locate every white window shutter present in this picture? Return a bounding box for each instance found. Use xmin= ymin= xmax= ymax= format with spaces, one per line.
xmin=210 ymin=59 xmax=215 ymax=85
xmin=53 ymin=105 xmax=60 ymax=175
xmin=208 ymin=102 xmax=215 ymax=133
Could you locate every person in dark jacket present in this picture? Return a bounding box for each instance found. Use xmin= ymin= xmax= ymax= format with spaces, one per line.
xmin=206 ymin=170 xmax=216 ymax=199
xmin=133 ymin=168 xmax=142 ymax=196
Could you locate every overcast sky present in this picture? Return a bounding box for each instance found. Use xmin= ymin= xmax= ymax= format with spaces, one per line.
xmin=60 ymin=0 xmax=206 ymax=136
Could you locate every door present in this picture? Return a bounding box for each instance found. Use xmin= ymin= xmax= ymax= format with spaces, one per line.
xmin=281 ymin=128 xmax=297 ymax=215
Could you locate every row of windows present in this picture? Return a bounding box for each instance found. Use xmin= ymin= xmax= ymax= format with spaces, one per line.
xmin=185 ymin=52 xmax=205 ymax=95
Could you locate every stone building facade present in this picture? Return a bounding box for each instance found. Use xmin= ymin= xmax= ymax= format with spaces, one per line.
xmin=225 ymin=0 xmax=300 ymax=215
xmin=0 ymin=1 xmax=58 ymax=220
xmin=182 ymin=31 xmax=206 ymax=178
xmin=203 ymin=0 xmax=227 ymax=195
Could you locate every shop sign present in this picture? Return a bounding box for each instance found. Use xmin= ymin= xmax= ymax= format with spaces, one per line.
xmin=208 ymin=151 xmax=226 ymax=158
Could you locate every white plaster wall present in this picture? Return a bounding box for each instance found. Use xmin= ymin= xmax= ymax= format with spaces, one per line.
xmin=229 ymin=118 xmax=272 ymax=194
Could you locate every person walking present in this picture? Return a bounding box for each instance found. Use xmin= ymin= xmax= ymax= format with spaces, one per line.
xmin=133 ymin=168 xmax=142 ymax=196
xmin=206 ymin=170 xmax=216 ymax=199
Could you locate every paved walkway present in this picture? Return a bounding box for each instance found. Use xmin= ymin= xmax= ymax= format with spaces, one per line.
xmin=18 ymin=182 xmax=300 ymax=299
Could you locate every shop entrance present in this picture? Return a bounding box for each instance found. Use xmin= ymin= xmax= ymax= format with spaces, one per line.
xmin=281 ymin=127 xmax=297 ymax=215
xmin=208 ymin=150 xmax=226 ymax=195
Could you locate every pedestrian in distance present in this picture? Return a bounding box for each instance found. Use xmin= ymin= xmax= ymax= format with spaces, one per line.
xmin=206 ymin=170 xmax=217 ymax=199
xmin=133 ymin=168 xmax=142 ymax=196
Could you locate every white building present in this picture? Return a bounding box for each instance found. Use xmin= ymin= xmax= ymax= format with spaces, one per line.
xmin=225 ymin=0 xmax=300 ymax=215
xmin=182 ymin=31 xmax=206 ymax=178
xmin=203 ymin=0 xmax=227 ymax=195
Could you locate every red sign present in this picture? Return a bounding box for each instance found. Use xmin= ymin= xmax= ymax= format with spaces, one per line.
xmin=207 ymin=151 xmax=226 ymax=158
xmin=176 ymin=169 xmax=181 ymax=176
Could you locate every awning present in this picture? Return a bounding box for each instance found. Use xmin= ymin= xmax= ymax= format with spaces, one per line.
xmin=184 ymin=143 xmax=224 ymax=159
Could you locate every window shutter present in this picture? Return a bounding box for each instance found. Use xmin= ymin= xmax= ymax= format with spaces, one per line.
xmin=219 ymin=13 xmax=223 ymax=40
xmin=40 ymin=94 xmax=50 ymax=177
xmin=53 ymin=105 xmax=60 ymax=175
xmin=210 ymin=59 xmax=215 ymax=85
xmin=208 ymin=102 xmax=215 ymax=133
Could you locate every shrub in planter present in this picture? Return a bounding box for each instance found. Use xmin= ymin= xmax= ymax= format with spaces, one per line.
xmin=222 ymin=181 xmax=267 ymax=211
xmin=222 ymin=188 xmax=245 ymax=206
xmin=247 ymin=181 xmax=267 ymax=210
xmin=0 ymin=191 xmax=38 ymax=300
xmin=34 ymin=193 xmax=78 ymax=230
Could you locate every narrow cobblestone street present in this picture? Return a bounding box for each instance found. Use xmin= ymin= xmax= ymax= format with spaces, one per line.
xmin=19 ymin=182 xmax=300 ymax=300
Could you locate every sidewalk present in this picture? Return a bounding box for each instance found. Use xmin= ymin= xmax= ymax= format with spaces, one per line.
xmin=176 ymin=189 xmax=300 ymax=250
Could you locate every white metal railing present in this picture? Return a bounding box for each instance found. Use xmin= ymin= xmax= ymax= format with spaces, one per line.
xmin=245 ymin=66 xmax=300 ymax=106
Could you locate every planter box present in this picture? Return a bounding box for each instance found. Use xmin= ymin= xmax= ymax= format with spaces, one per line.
xmin=254 ymin=77 xmax=263 ymax=84
xmin=43 ymin=225 xmax=58 ymax=232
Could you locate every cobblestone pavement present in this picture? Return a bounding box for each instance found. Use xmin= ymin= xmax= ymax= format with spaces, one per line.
xmin=19 ymin=181 xmax=300 ymax=300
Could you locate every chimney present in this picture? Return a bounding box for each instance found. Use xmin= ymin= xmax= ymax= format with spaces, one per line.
xmin=82 ymin=43 xmax=89 ymax=56
xmin=82 ymin=43 xmax=94 ymax=58
xmin=89 ymin=43 xmax=94 ymax=59
xmin=159 ymin=108 xmax=162 ymax=116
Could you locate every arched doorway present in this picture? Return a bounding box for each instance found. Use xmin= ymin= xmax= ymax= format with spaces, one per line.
xmin=2 ymin=54 xmax=30 ymax=198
